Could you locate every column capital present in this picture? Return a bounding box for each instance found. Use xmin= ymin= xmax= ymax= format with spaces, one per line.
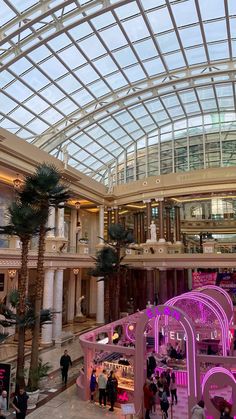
xmin=155 ymin=197 xmax=164 ymax=202
xmin=143 ymin=199 xmax=151 ymax=204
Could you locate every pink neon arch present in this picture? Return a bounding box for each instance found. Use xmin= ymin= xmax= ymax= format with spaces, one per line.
xmin=201 ymin=367 xmax=236 ymax=417
xmin=159 ymin=291 xmax=229 ymax=354
xmin=198 ymin=285 xmax=233 ymax=324
xmin=135 ymin=305 xmax=197 ymax=418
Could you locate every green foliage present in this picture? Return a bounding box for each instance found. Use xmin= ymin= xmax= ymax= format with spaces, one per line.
xmin=26 ymin=358 xmax=52 ymax=392
xmin=0 ymin=201 xmax=47 ymax=240
xmin=19 ymin=163 xmax=71 ymax=210
xmin=108 ymin=223 xmax=134 ymax=244
xmin=92 ymin=224 xmax=134 ymax=279
xmin=0 ymin=291 xmax=52 ymax=332
xmin=91 ymin=246 xmax=118 ymax=277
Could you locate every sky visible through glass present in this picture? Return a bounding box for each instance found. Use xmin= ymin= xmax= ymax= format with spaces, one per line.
xmin=0 ymin=0 xmax=235 ymax=181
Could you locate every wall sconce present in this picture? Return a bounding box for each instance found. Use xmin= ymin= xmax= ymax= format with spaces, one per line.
xmin=8 ymin=269 xmax=17 ymax=279
xmin=13 ymin=174 xmax=22 ymax=189
xmin=75 ymin=201 xmax=80 ymax=210
xmin=73 ymin=268 xmax=79 ymax=276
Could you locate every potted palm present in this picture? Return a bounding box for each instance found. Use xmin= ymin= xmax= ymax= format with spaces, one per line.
xmin=91 ymin=223 xmax=134 ymax=321
xmin=0 ymin=202 xmax=47 ymax=387
xmin=19 ymin=163 xmax=70 ymax=391
xmin=26 ymin=359 xmax=52 ymax=409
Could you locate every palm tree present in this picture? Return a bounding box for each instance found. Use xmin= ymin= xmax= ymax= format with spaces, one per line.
xmin=92 ymin=223 xmax=134 ymax=321
xmin=19 ymin=163 xmax=70 ymax=390
xmin=0 ymin=202 xmax=47 ymax=387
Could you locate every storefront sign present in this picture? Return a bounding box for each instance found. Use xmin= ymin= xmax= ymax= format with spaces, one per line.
xmin=121 ymin=403 xmax=135 ymax=415
xmin=146 ymin=306 xmax=181 ymax=321
xmin=192 ymin=272 xmax=217 ymax=289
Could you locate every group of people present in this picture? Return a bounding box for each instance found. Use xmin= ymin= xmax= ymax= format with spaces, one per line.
xmin=90 ymin=369 xmax=118 ymax=412
xmin=0 ymin=388 xmax=28 ymax=419
xmin=143 ymin=369 xmax=177 ymax=419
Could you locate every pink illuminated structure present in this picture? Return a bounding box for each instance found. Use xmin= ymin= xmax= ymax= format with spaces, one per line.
xmin=79 ymin=287 xmax=236 ymax=418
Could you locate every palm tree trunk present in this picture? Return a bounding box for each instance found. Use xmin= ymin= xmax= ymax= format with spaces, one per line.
xmin=104 ymin=279 xmax=110 ymax=323
xmin=28 ymin=225 xmax=46 ymax=390
xmin=16 ymin=238 xmax=29 ymax=387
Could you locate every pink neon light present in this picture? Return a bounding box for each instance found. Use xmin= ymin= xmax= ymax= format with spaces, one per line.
xmin=201 ymin=366 xmax=236 ymax=395
xmin=153 ymin=305 xmax=198 ymax=398
xmin=165 ymin=292 xmax=228 ymax=355
xmin=199 ymin=285 xmax=233 ymax=313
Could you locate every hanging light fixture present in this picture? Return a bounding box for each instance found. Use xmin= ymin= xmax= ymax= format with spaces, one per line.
xmin=75 ymin=201 xmax=80 ymax=210
xmin=13 ymin=174 xmax=22 ymax=189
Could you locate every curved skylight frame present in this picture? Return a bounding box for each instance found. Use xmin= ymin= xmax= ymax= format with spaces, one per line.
xmin=0 ymin=0 xmax=236 ymax=181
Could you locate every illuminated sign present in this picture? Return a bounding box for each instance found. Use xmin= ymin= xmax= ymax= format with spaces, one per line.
xmin=0 ymin=363 xmax=11 ymax=409
xmin=146 ymin=306 xmax=181 ymax=321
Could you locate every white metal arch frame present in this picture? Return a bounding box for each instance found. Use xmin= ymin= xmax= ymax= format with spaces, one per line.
xmin=0 ymin=0 xmax=235 ymax=181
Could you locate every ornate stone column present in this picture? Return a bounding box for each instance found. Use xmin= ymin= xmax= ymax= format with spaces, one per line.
xmin=139 ymin=212 xmax=145 ymax=243
xmin=96 ymin=280 xmax=104 ymax=324
xmin=53 ymin=269 xmax=64 ymax=343
xmin=165 ymin=204 xmax=172 ymax=242
xmin=99 ymin=205 xmax=104 ymax=244
xmin=70 ymin=208 xmax=77 ymax=252
xmin=57 ymin=205 xmax=65 ymax=238
xmin=113 ymin=206 xmax=119 ymax=224
xmin=133 ymin=213 xmax=138 ymax=243
xmin=156 ymin=198 xmax=165 ymax=242
xmin=41 ymin=269 xmax=55 ymax=345
xmin=97 ymin=206 xmax=105 ymax=323
xmin=146 ymin=268 xmax=154 ymax=304
xmin=47 ymin=207 xmax=55 ymax=237
xmin=158 ymin=268 xmax=168 ymax=303
xmin=107 ymin=208 xmax=112 ymax=239
xmin=67 ymin=269 xmax=76 ymax=323
xmin=144 ymin=199 xmax=152 ymax=240
xmin=174 ymin=205 xmax=181 ymax=243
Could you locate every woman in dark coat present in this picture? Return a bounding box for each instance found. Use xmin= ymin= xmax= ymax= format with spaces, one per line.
xmin=106 ymin=371 xmax=118 ymax=412
xmin=89 ymin=369 xmax=97 ymax=402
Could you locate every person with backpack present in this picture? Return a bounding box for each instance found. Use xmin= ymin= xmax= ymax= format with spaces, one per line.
xmin=12 ymin=388 xmax=28 ymax=419
xmin=160 ymin=390 xmax=169 ymax=418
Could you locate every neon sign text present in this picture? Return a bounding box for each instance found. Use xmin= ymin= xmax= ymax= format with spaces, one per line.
xmin=146 ymin=306 xmax=181 ymax=321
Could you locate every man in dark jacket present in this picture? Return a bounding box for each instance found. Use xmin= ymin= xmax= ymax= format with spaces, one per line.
xmin=148 ymin=352 xmax=157 ymax=376
xmin=12 ymin=388 xmax=28 ymax=419
xmin=60 ymin=350 xmax=72 ymax=385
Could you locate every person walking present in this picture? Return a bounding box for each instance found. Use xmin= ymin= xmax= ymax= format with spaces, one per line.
xmin=12 ymin=388 xmax=28 ymax=419
xmin=89 ymin=369 xmax=97 ymax=403
xmin=143 ymin=379 xmax=153 ymax=419
xmin=106 ymin=371 xmax=118 ymax=412
xmin=160 ymin=391 xmax=169 ymax=418
xmin=170 ymin=372 xmax=177 ymax=405
xmin=191 ymin=400 xmax=206 ymax=419
xmin=60 ymin=349 xmax=72 ymax=385
xmin=98 ymin=369 xmax=107 ymax=408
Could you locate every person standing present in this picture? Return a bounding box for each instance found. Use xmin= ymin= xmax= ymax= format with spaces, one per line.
xmin=170 ymin=372 xmax=177 ymax=405
xmin=191 ymin=400 xmax=206 ymax=419
xmin=106 ymin=371 xmax=118 ymax=412
xmin=89 ymin=369 xmax=97 ymax=403
xmin=12 ymin=388 xmax=28 ymax=419
xmin=147 ymin=351 xmax=157 ymax=377
xmin=160 ymin=391 xmax=169 ymax=418
xmin=143 ymin=379 xmax=153 ymax=419
xmin=98 ymin=369 xmax=107 ymax=408
xmin=60 ymin=349 xmax=72 ymax=385
xmin=0 ymin=390 xmax=7 ymax=418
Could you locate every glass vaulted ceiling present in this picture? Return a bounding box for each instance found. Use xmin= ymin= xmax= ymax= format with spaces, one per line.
xmin=0 ymin=0 xmax=236 ymax=183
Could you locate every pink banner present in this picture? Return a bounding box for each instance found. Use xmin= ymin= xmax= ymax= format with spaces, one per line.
xmin=192 ymin=272 xmax=217 ymax=289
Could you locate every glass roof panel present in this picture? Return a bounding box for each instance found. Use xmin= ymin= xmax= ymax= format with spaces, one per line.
xmin=171 ymin=0 xmax=198 ymax=25
xmin=0 ymin=0 xmax=234 ymax=181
